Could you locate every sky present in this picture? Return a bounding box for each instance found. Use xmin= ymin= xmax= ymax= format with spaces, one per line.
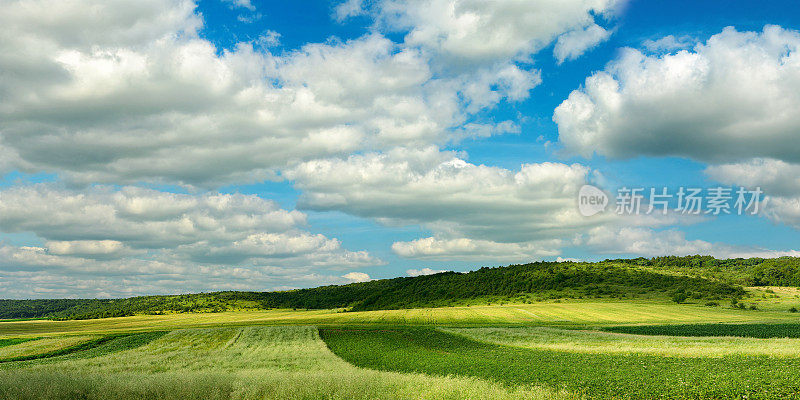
xmin=2 ymin=0 xmax=800 ymax=298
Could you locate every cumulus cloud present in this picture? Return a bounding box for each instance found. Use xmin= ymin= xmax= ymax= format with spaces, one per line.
xmin=406 ymin=267 xmax=448 ymax=276
xmin=583 ymin=226 xmax=800 ymax=259
xmin=223 ymin=0 xmax=255 ymax=10
xmin=706 ymin=159 xmax=800 ymax=198
xmin=0 ymin=0 xmax=605 ymax=188
xmin=705 ymin=159 xmax=800 ymax=229
xmin=254 ymin=30 xmax=281 ymax=48
xmin=557 ymin=26 xmax=800 ymax=235
xmin=642 ymin=34 xmax=694 ymax=52
xmin=287 ymin=147 xmax=603 ymax=246
xmin=393 ymin=237 xmax=562 ymax=261
xmin=377 ymin=0 xmax=619 ymax=66
xmin=4 ymin=0 xmax=793 ymax=297
xmin=287 ymin=145 xmax=792 ymax=262
xmin=334 ymin=0 xmax=366 ymax=21
xmin=553 ymin=23 xmax=612 ymax=63
xmin=342 ymin=272 xmax=371 ymax=282
xmin=0 ymin=184 xmax=382 ymax=297
xmin=555 ymin=25 xmax=800 ymax=163
xmin=45 ymin=240 xmax=132 ymax=258
xmin=285 ymin=147 xmax=694 ymax=261
xmin=0 ymin=252 xmax=369 ymax=298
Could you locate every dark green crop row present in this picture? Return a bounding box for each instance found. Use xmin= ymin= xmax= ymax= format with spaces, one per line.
xmin=321 ymin=327 xmax=800 ymax=399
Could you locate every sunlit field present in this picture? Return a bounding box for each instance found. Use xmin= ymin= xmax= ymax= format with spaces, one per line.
xmin=442 ymin=326 xmax=800 ymax=357
xmin=0 ymin=326 xmax=570 ymax=400
xmin=1 ymin=297 xmax=800 ymax=399
xmin=321 ymin=327 xmax=800 ymax=399
xmin=0 ymin=300 xmax=792 ymax=337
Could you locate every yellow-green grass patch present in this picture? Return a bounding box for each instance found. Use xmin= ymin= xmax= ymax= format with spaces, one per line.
xmin=0 ymin=336 xmax=99 ymax=360
xmin=0 ymin=326 xmax=574 ymax=400
xmin=2 ymin=300 xmax=797 ymax=337
xmin=442 ymin=326 xmax=800 ymax=357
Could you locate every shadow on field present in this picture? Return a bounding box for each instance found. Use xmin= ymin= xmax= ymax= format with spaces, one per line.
xmin=603 ymin=322 xmax=800 ymax=338
xmin=320 ymin=327 xmax=800 ymax=399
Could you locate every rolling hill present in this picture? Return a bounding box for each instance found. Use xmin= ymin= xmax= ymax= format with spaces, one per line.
xmin=3 ymin=256 xmax=798 ymax=320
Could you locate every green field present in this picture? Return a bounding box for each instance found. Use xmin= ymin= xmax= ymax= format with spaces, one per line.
xmin=3 ymin=257 xmax=800 ymax=398
xmin=0 ymin=300 xmax=798 ymax=399
xmin=321 ymin=327 xmax=800 ymax=399
xmin=0 ymin=326 xmax=567 ymax=400
xmin=0 ymin=300 xmax=793 ymax=337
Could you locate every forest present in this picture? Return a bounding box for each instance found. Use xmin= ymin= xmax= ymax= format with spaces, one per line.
xmin=3 ymin=256 xmax=788 ymax=320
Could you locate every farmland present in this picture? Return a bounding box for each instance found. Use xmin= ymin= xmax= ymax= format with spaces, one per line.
xmin=2 ymin=258 xmax=800 ymax=398
xmin=321 ymin=327 xmax=800 ymax=399
xmin=1 ymin=300 xmax=800 ymax=398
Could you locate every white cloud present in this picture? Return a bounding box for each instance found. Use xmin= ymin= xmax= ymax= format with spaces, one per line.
xmin=555 ymin=25 xmax=800 ymax=163
xmin=377 ymin=0 xmax=619 ymax=65
xmin=393 ymin=237 xmax=562 ymax=261
xmin=287 ymin=147 xmax=604 ymax=246
xmin=583 ymin=226 xmax=800 ymax=259
xmin=0 ymin=185 xmax=382 ymax=289
xmin=0 ymin=249 xmax=372 ymax=298
xmin=334 ymin=0 xmax=366 ymax=21
xmin=553 ymin=23 xmax=612 ymax=64
xmin=45 ymin=240 xmax=132 ymax=258
xmin=561 ymin=26 xmax=800 ymax=235
xmin=763 ymin=197 xmax=800 ymax=229
xmin=287 ymin=146 xmax=795 ymax=262
xmin=0 ymin=183 xmax=384 ymax=297
xmin=406 ymin=267 xmax=448 ymax=276
xmin=255 ymin=30 xmax=281 ymax=47
xmin=342 ymin=272 xmax=371 ymax=282
xmin=642 ymin=34 xmax=694 ymax=52
xmin=706 ymin=158 xmax=800 ymax=197
xmin=705 ymin=159 xmax=800 ymax=229
xmin=584 ymin=226 xmax=716 ymax=256
xmin=223 ymin=0 xmax=255 ymax=11
xmin=0 ymin=0 xmax=578 ymax=188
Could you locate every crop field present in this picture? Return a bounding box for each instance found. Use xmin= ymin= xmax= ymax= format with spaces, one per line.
xmin=604 ymin=322 xmax=800 ymax=338
xmin=0 ymin=326 xmax=568 ymax=400
xmin=321 ymin=327 xmax=800 ymax=399
xmin=441 ymin=326 xmax=800 ymax=357
xmin=1 ymin=297 xmax=800 ymax=399
xmin=0 ymin=335 xmax=98 ymax=361
xmin=0 ymin=300 xmax=791 ymax=337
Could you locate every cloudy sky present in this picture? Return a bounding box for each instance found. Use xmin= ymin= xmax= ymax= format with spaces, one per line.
xmin=2 ymin=0 xmax=800 ymax=298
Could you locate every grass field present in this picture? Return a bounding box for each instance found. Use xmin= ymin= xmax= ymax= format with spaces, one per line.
xmin=442 ymin=326 xmax=800 ymax=357
xmin=1 ymin=298 xmax=800 ymax=398
xmin=0 ymin=300 xmax=792 ymax=337
xmin=321 ymin=327 xmax=800 ymax=399
xmin=0 ymin=326 xmax=571 ymax=400
xmin=604 ymin=322 xmax=800 ymax=338
xmin=0 ymin=336 xmax=97 ymax=361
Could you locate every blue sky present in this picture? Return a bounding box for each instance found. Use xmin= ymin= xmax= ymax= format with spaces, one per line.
xmin=1 ymin=0 xmax=800 ymax=298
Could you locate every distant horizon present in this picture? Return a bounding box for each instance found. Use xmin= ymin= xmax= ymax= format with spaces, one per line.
xmin=1 ymin=254 xmax=794 ymax=301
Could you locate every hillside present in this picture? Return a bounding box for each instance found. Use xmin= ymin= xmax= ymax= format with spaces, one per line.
xmin=617 ymin=255 xmax=800 ymax=286
xmin=1 ymin=257 xmax=778 ymax=320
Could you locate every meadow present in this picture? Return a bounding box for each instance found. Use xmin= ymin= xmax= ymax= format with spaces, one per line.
xmin=0 ymin=326 xmax=570 ymax=400
xmin=3 ymin=257 xmax=800 ymax=398
xmin=0 ymin=299 xmax=798 ymax=399
xmin=0 ymin=300 xmax=789 ymax=337
xmin=321 ymin=327 xmax=800 ymax=399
